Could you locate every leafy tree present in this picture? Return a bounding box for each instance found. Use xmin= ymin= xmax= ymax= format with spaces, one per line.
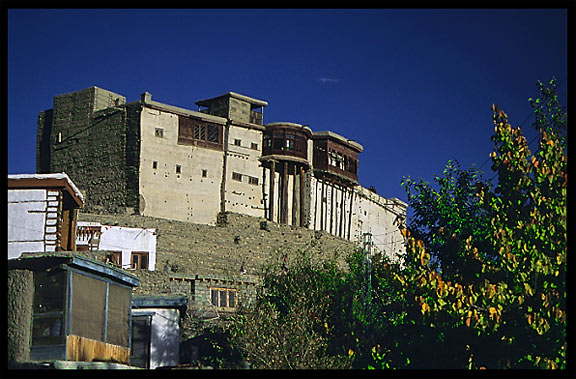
xmin=227 ymin=249 xmax=353 ymax=369
xmin=398 ymin=78 xmax=567 ymax=369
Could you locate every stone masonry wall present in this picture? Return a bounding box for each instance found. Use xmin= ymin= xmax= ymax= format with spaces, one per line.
xmin=7 ymin=269 xmax=34 ymax=364
xmin=45 ymin=88 xmax=129 ymax=213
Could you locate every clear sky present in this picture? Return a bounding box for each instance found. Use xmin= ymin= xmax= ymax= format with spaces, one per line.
xmin=7 ymin=8 xmax=568 ymax=211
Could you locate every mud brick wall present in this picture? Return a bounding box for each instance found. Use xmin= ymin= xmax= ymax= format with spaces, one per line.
xmin=7 ymin=269 xmax=34 ymax=364
xmin=42 ymin=88 xmax=129 ymax=213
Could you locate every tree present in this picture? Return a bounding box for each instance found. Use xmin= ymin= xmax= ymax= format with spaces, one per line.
xmin=398 ymin=78 xmax=567 ymax=369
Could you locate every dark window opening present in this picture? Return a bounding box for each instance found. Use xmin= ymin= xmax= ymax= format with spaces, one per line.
xmin=176 ymin=165 xmax=182 ymax=174
xmin=32 ymin=270 xmax=67 ymax=346
xmin=202 ymin=169 xmax=208 ymax=178
xmin=155 ymin=128 xmax=164 ymax=138
xmin=232 ymin=172 xmax=242 ymax=182
xmin=210 ymin=288 xmax=238 ymax=309
xmin=131 ymin=252 xmax=149 ymax=270
xmin=234 ymin=139 xmax=242 ymax=146
xmin=152 ymin=161 xmax=158 ymax=169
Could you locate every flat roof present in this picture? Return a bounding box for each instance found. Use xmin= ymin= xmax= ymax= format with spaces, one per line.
xmin=8 ymin=173 xmax=84 ymax=207
xmin=8 ymin=252 xmax=140 ymax=287
xmin=312 ymin=131 xmax=363 ymax=152
xmin=195 ymin=92 xmax=268 ymax=108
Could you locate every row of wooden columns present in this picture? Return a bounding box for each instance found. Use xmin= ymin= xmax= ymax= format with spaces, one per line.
xmin=267 ymin=160 xmax=307 ymax=227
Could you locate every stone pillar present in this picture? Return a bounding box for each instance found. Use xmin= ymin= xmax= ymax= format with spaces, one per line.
xmin=8 ymin=269 xmax=35 ymax=364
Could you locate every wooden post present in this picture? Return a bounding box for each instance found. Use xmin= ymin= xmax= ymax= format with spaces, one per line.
xmin=299 ymin=166 xmax=306 ymax=227
xmin=292 ymin=164 xmax=298 ymax=227
xmin=281 ymin=162 xmax=289 ymax=224
xmin=330 ymin=184 xmax=335 ymax=234
xmin=268 ymin=161 xmax=275 ymax=221
xmin=347 ymin=190 xmax=354 ymax=240
xmin=339 ymin=186 xmax=346 ymax=238
xmin=320 ymin=179 xmax=325 ymax=231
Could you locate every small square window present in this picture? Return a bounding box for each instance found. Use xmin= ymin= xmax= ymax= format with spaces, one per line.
xmin=155 ymin=128 xmax=164 ymax=138
xmin=251 ymin=142 xmax=258 ymax=150
xmin=234 ymin=139 xmax=242 ymax=146
xmin=249 ymin=177 xmax=259 ymax=185
xmin=232 ymin=172 xmax=242 ymax=182
xmin=131 ymin=252 xmax=149 ymax=270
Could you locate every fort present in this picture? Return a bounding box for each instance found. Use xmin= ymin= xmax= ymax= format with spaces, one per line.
xmin=8 ymin=86 xmax=409 ymax=368
xmin=37 ymin=86 xmax=407 ymax=258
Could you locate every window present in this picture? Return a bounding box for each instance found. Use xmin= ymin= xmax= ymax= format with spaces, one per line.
xmin=176 ymin=165 xmax=182 ymax=174
xmin=131 ymin=252 xmax=149 ymax=270
xmin=106 ymin=251 xmax=122 ymax=266
xmin=32 ymin=270 xmax=67 ymax=346
xmin=249 ymin=176 xmax=259 ymax=186
xmin=178 ymin=116 xmax=223 ymax=149
xmin=152 ymin=161 xmax=158 ymax=169
xmin=210 ymin=288 xmax=238 ymax=309
xmin=251 ymin=142 xmax=258 ymax=150
xmin=202 ymin=169 xmax=208 ymax=178
xmin=232 ymin=172 xmax=242 ymax=182
xmin=234 ymin=139 xmax=242 ymax=146
xmin=155 ymin=128 xmax=164 ymax=138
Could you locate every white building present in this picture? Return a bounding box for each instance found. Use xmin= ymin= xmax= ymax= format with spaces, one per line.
xmin=38 ymin=87 xmax=407 ymax=261
xmin=8 ymin=173 xmax=84 ymax=259
xmin=131 ymin=296 xmax=187 ymax=369
xmin=76 ymin=222 xmax=157 ymax=271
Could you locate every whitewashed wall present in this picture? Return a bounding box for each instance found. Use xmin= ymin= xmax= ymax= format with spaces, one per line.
xmin=8 ymin=189 xmax=48 ymax=259
xmin=76 ymin=222 xmax=157 ymax=271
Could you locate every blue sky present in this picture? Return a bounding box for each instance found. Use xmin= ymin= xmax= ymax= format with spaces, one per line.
xmin=7 ymin=9 xmax=568 ymax=211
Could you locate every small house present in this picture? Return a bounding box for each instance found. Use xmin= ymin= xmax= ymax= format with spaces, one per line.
xmin=130 ymin=296 xmax=187 ymax=369
xmin=8 ymin=173 xmax=84 ymax=259
xmin=76 ymin=222 xmax=157 ymax=271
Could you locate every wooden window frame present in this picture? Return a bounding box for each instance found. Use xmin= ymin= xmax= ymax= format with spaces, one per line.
xmin=209 ymin=287 xmax=238 ymax=309
xmin=130 ymin=251 xmax=149 ymax=270
xmin=106 ymin=251 xmax=122 ymax=267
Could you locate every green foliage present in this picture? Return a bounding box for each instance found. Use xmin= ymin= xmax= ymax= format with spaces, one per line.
xmin=398 ymin=78 xmax=566 ymax=369
xmin=227 ymin=249 xmax=352 ymax=369
xmin=227 ymin=79 xmax=565 ymax=370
